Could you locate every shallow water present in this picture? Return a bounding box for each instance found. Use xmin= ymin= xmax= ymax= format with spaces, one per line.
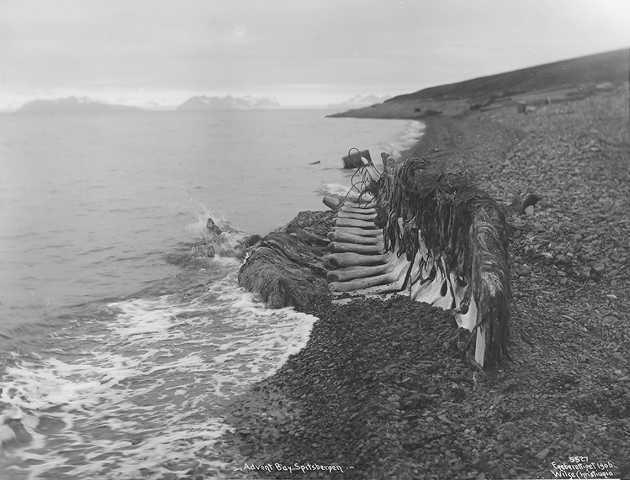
xmin=0 ymin=109 xmax=423 ymax=479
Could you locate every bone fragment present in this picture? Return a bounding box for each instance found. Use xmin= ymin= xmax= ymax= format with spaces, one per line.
xmin=330 ymin=241 xmax=384 ymax=254
xmin=328 ymin=231 xmax=383 ymax=245
xmin=335 ymin=218 xmax=376 ymax=229
xmin=323 ymin=252 xmax=391 ymax=268
xmin=332 ymin=226 xmax=381 ymax=237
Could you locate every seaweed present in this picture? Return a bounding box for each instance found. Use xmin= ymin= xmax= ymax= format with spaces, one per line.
xmin=365 ymin=158 xmax=511 ymax=366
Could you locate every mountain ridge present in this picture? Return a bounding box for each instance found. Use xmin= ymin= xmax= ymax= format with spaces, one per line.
xmin=176 ymin=95 xmax=281 ymax=111
xmin=16 ymin=97 xmax=141 ymax=113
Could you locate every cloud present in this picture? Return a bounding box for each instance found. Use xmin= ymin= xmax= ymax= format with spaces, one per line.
xmin=1 ymin=0 xmax=630 ymax=108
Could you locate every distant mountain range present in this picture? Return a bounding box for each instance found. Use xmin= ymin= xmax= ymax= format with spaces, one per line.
xmin=16 ymin=97 xmax=140 ymax=113
xmin=13 ymin=93 xmax=392 ymax=113
xmin=14 ymin=95 xmax=283 ymax=113
xmin=176 ymin=95 xmax=281 ymax=111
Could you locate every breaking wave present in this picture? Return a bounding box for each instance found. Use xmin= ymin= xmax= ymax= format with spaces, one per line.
xmin=0 ymin=265 xmax=315 ymax=479
xmin=371 ymin=119 xmax=425 ymax=159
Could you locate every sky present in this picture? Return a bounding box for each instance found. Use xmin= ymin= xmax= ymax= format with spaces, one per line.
xmin=2 ymin=0 xmax=630 ymax=109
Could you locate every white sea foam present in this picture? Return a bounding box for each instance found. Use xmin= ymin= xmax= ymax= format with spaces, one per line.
xmin=185 ymin=203 xmax=224 ymax=238
xmin=0 ymin=113 xmax=422 ymax=479
xmin=384 ymin=119 xmax=425 ymax=159
xmin=0 ymin=267 xmax=316 ymax=479
xmin=318 ymin=183 xmax=351 ymax=197
xmin=185 ymin=202 xmax=244 ymax=241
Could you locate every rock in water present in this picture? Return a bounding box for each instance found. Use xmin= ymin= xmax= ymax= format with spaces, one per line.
xmin=238 ymin=211 xmax=334 ymax=309
xmin=206 ymin=217 xmax=223 ymax=237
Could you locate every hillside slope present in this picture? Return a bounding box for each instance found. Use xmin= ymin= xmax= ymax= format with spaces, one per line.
xmin=331 ymin=48 xmax=629 ymax=119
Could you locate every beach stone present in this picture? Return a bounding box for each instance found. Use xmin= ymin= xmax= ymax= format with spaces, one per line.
xmin=555 ymin=254 xmax=570 ymax=265
xmin=589 ymin=264 xmax=604 ymax=281
xmin=515 ymin=264 xmax=532 ymax=276
xmin=577 ymin=265 xmax=591 ymax=280
xmin=592 ymin=262 xmax=606 ymax=274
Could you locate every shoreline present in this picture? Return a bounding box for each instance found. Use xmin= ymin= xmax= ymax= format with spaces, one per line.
xmin=215 ymin=86 xmax=629 ymax=479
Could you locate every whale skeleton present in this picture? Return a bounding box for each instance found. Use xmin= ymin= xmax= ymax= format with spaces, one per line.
xmin=321 ymin=154 xmax=510 ymax=368
xmin=326 ymin=197 xmax=487 ymax=366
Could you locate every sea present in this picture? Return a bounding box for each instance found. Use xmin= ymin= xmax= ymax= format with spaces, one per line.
xmin=0 ymin=109 xmax=423 ymax=479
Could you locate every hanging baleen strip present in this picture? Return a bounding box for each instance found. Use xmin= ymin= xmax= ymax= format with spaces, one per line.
xmin=366 ymin=158 xmax=510 ymax=366
xmin=326 ymin=156 xmax=511 ymax=368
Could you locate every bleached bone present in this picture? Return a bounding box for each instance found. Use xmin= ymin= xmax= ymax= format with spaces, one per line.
xmin=330 ymin=241 xmax=384 ymax=255
xmin=343 ymin=200 xmax=377 ymax=209
xmin=332 ymin=227 xmax=381 ymax=237
xmin=449 ymin=271 xmax=477 ymax=331
xmin=328 ymin=191 xmax=489 ymax=367
xmin=328 ymin=231 xmax=383 ymax=245
xmin=335 ymin=218 xmax=376 ymax=229
xmin=474 ymin=318 xmax=486 ymax=366
xmin=340 ymin=206 xmax=377 ymax=214
xmin=413 ymin=266 xmax=452 ymax=309
xmin=328 ymin=212 xmax=480 ymax=338
xmin=409 ymin=257 xmax=454 ymax=310
xmin=341 ymin=281 xmax=405 ymax=296
xmin=337 ymin=211 xmax=378 ymax=221
xmin=345 ymin=192 xmax=374 ymax=203
xmin=324 ymin=252 xmax=391 ymax=268
xmin=327 ymin=262 xmax=394 ymax=282
xmin=323 ymin=169 xmax=511 ymax=368
xmin=337 ymin=210 xmax=377 ymax=219
xmin=329 ymin=256 xmax=409 ymax=292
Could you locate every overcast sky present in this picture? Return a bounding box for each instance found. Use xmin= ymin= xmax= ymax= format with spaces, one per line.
xmin=2 ymin=0 xmax=630 ymax=108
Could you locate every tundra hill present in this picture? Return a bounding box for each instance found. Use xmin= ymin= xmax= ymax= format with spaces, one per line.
xmin=330 ymin=47 xmax=630 ymax=119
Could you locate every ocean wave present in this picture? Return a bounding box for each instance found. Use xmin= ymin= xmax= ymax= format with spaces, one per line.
xmin=0 ymin=268 xmax=316 ymax=479
xmin=377 ymin=119 xmax=425 ymax=159
xmin=184 ymin=203 xmax=234 ymax=239
xmin=316 ymin=182 xmax=351 ymax=197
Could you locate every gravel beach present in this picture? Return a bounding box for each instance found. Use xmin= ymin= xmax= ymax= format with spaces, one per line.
xmin=217 ymin=86 xmax=629 ymax=479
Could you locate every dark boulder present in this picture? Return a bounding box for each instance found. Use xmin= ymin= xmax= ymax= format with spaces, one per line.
xmin=238 ymin=211 xmax=334 ymax=309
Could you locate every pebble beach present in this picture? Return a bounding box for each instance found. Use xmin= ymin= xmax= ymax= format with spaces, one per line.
xmin=215 ymin=84 xmax=630 ymax=479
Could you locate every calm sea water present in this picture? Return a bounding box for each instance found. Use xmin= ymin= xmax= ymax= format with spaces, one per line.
xmin=0 ymin=109 xmax=423 ymax=479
